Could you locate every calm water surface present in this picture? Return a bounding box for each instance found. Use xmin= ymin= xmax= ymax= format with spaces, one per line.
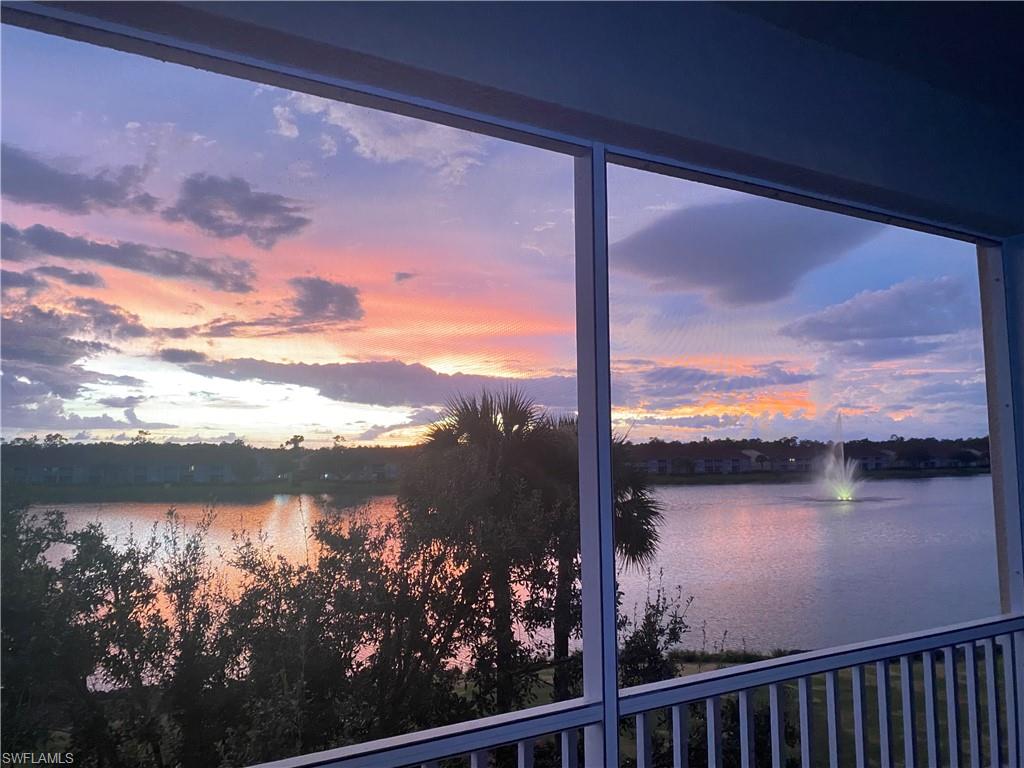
xmin=49 ymin=475 xmax=999 ymax=653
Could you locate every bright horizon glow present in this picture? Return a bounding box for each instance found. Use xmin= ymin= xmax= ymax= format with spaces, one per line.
xmin=1 ymin=26 xmax=989 ymax=448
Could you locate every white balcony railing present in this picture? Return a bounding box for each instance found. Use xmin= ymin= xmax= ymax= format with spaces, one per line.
xmin=256 ymin=613 xmax=1023 ymax=768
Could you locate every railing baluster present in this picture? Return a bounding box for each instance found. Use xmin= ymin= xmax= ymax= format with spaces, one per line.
xmin=672 ymin=704 xmax=689 ymax=768
xmin=964 ymin=641 xmax=981 ymax=768
xmin=470 ymin=750 xmax=489 ymax=768
xmin=798 ymin=676 xmax=813 ymax=768
xmin=1000 ymin=635 xmax=1019 ymax=768
xmin=635 ymin=712 xmax=652 ymax=768
xmin=560 ymin=729 xmax=578 ymax=768
xmin=707 ymin=696 xmax=723 ymax=768
xmin=516 ymin=739 xmax=534 ymax=768
xmin=769 ymin=683 xmax=784 ymax=768
xmin=900 ymin=654 xmax=917 ymax=768
xmin=826 ymin=670 xmax=840 ymax=768
xmin=922 ymin=650 xmax=941 ymax=767
xmin=852 ymin=665 xmax=868 ymax=768
xmin=739 ymin=689 xmax=755 ymax=768
xmin=981 ymin=638 xmax=1000 ymax=768
xmin=876 ymin=660 xmax=894 ymax=768
xmin=945 ymin=645 xmax=962 ymax=768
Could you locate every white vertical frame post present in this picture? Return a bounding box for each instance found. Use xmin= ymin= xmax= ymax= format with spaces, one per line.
xmin=978 ymin=240 xmax=1024 ymax=616
xmin=978 ymin=238 xmax=1024 ymax=754
xmin=575 ymin=144 xmax=619 ymax=767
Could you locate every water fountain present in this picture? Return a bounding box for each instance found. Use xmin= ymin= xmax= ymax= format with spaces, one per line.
xmin=819 ymin=412 xmax=861 ymax=501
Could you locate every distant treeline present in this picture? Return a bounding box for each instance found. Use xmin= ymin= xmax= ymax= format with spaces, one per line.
xmin=1 ymin=433 xmax=417 ymax=488
xmin=0 ymin=431 xmax=991 ymax=488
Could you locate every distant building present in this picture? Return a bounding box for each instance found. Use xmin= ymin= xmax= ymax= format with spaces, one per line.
xmin=843 ymin=444 xmax=896 ymax=471
xmin=619 ymin=438 xmax=986 ymax=477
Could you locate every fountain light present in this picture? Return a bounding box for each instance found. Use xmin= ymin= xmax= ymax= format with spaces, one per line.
xmin=819 ymin=412 xmax=861 ymax=502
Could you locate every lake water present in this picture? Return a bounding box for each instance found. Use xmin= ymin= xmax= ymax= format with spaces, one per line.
xmin=47 ymin=475 xmax=1000 ymax=653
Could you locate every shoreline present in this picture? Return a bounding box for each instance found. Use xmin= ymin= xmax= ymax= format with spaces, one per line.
xmin=3 ymin=480 xmax=399 ymax=505
xmin=2 ymin=468 xmax=990 ymax=504
xmin=645 ymin=467 xmax=990 ymax=486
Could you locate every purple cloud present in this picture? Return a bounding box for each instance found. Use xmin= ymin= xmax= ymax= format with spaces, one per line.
xmin=612 ymin=197 xmax=881 ymax=305
xmin=162 ymin=173 xmax=311 ymax=249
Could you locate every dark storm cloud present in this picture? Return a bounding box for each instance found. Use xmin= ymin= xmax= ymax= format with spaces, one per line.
xmin=159 ymin=348 xmax=209 ymax=364
xmin=31 ymin=265 xmax=106 ymax=287
xmin=0 ymin=299 xmax=159 ymax=422
xmin=612 ymin=197 xmax=881 ymax=305
xmin=2 ymin=222 xmax=255 ymax=292
xmin=162 ymin=173 xmax=311 ymax=249
xmin=1 ymin=397 xmax=174 ymax=430
xmin=781 ymin=278 xmax=975 ymax=342
xmin=0 ymin=296 xmax=172 ymax=430
xmin=163 ymin=356 xmax=815 ymax=417
xmin=911 ymin=379 xmax=988 ymax=407
xmin=169 ymin=355 xmax=811 ymax=414
xmin=1 ymin=223 xmax=31 ymax=261
xmin=615 ymin=360 xmax=816 ymax=409
xmin=1 ymin=306 xmax=112 ymax=367
xmin=69 ymin=298 xmax=149 ymax=339
xmin=3 ymin=363 xmax=80 ymax=415
xmin=181 ymin=357 xmax=578 ymax=410
xmin=780 ymin=277 xmax=979 ymax=361
xmin=358 ymin=407 xmax=443 ymax=441
xmin=178 ymin=277 xmax=366 ymax=338
xmin=833 ymin=338 xmax=945 ymax=361
xmin=289 ymin=277 xmax=365 ymax=321
xmin=622 ymin=414 xmax=744 ymax=430
xmin=1 ymin=143 xmax=158 ymax=214
xmin=1 ymin=269 xmax=47 ymax=293
xmin=100 ymin=373 xmax=147 ymax=387
xmin=98 ymin=395 xmax=148 ymax=408
xmin=1 ymin=304 xmax=170 ymax=432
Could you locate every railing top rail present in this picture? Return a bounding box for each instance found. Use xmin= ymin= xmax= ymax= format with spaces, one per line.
xmin=250 ymin=615 xmax=1023 ymax=768
xmin=250 ymin=698 xmax=600 ymax=768
xmin=619 ymin=613 xmax=1024 ymax=716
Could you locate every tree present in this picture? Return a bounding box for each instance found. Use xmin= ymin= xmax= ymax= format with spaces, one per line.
xmin=398 ymin=391 xmax=665 ymax=709
xmin=43 ymin=433 xmax=68 ymax=449
xmin=60 ymin=521 xmax=170 ymax=767
xmin=130 ymin=430 xmax=153 ymax=445
xmin=540 ymin=419 xmax=663 ymax=700
xmin=398 ymin=390 xmax=553 ymax=713
xmin=284 ymin=435 xmax=305 ymax=451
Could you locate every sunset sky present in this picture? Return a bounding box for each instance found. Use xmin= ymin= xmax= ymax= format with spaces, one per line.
xmin=1 ymin=27 xmax=989 ymax=447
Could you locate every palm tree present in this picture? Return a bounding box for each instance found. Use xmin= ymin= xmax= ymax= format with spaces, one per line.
xmin=398 ymin=389 xmax=663 ymax=708
xmin=543 ymin=418 xmax=662 ymax=700
xmin=398 ymin=389 xmax=552 ymax=713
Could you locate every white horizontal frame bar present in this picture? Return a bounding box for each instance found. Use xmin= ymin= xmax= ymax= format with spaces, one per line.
xmin=250 ymin=700 xmax=600 ymax=768
xmin=1 ymin=1 xmax=589 ymax=157
xmin=604 ymin=149 xmax=997 ymax=246
xmin=618 ymin=614 xmax=1024 ymax=716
